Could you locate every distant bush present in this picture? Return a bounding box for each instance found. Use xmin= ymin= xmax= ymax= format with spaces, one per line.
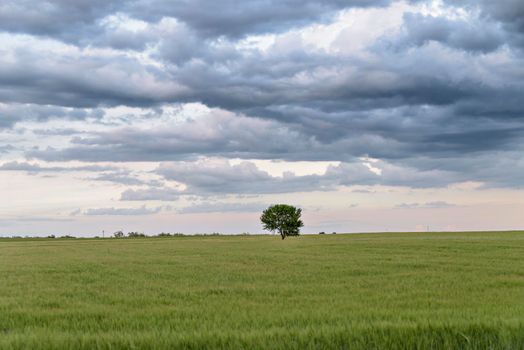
xmin=157 ymin=232 xmax=172 ymax=237
xmin=60 ymin=235 xmax=75 ymax=239
xmin=156 ymin=232 xmax=185 ymax=237
xmin=319 ymin=231 xmax=325 ymax=235
xmin=113 ymin=231 xmax=124 ymax=238
xmin=127 ymin=232 xmax=146 ymax=238
xmin=47 ymin=235 xmax=56 ymax=239
xmin=332 ymin=232 xmax=337 ymax=234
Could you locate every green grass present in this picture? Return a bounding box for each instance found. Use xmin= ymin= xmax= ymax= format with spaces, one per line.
xmin=1 ymin=231 xmax=523 ymax=349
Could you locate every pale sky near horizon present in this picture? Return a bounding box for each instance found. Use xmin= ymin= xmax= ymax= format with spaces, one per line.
xmin=1 ymin=0 xmax=524 ymax=236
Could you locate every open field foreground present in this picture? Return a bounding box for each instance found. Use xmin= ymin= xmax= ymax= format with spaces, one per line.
xmin=1 ymin=232 xmax=523 ymax=349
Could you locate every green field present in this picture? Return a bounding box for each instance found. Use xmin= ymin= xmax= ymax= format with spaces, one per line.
xmin=1 ymin=232 xmax=523 ymax=349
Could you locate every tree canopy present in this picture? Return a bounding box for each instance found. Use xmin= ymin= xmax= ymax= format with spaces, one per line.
xmin=260 ymin=204 xmax=303 ymax=240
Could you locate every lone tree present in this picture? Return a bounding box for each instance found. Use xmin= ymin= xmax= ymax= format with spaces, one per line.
xmin=260 ymin=204 xmax=303 ymax=240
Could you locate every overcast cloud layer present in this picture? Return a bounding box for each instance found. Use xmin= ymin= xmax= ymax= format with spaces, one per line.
xmin=1 ymin=0 xmax=523 ymax=235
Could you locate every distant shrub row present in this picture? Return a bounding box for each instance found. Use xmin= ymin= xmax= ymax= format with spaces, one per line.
xmin=4 ymin=235 xmax=77 ymax=239
xmin=111 ymin=231 xmax=188 ymax=238
xmin=111 ymin=231 xmax=235 ymax=238
xmin=3 ymin=232 xmax=253 ymax=239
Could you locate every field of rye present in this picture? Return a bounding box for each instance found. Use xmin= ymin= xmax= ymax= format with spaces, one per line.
xmin=0 ymin=231 xmax=523 ymax=349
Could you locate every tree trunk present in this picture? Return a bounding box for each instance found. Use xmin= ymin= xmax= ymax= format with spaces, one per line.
xmin=279 ymin=229 xmax=285 ymax=240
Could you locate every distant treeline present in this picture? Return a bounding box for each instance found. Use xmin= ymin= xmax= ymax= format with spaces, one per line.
xmin=2 ymin=232 xmax=253 ymax=239
xmin=112 ymin=231 xmax=191 ymax=238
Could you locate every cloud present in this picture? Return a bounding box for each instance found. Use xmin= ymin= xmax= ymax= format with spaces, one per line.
xmin=0 ymin=145 xmax=15 ymax=154
xmin=0 ymin=103 xmax=105 ymax=129
xmin=117 ymin=158 xmax=470 ymax=202
xmin=0 ymin=46 xmax=187 ymax=108
xmin=0 ymin=161 xmax=165 ymax=187
xmin=155 ymin=159 xmax=336 ymax=194
xmin=120 ymin=187 xmax=183 ymax=201
xmin=88 ymin=171 xmax=158 ymax=186
xmin=0 ymin=0 xmax=120 ymax=42
xmin=2 ymin=0 xmax=524 ymax=194
xmin=76 ymin=205 xmax=162 ymax=216
xmin=5 ymin=2 xmax=524 ymax=174
xmin=31 ymin=128 xmax=89 ymax=136
xmin=130 ymin=0 xmax=390 ymax=38
xmin=26 ymin=108 xmax=317 ymax=162
xmin=442 ymin=0 xmax=524 ymax=38
xmin=395 ymin=201 xmax=456 ymax=209
xmin=0 ymin=0 xmax=395 ymax=44
xmin=25 ymin=101 xmax=524 ymax=172
xmin=114 ymin=153 xmax=524 ymax=203
xmin=0 ymin=161 xmax=116 ymax=173
xmin=395 ymin=13 xmax=505 ymax=53
xmin=178 ymin=202 xmax=267 ymax=214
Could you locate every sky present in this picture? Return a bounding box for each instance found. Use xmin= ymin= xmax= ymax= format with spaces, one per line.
xmin=1 ymin=0 xmax=524 ymax=236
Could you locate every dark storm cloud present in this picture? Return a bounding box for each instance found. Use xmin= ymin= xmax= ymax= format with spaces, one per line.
xmin=0 ymin=0 xmax=122 ymax=42
xmin=26 ymin=110 xmax=320 ymax=161
xmin=443 ymin=0 xmax=524 ymax=33
xmin=428 ymin=0 xmax=524 ymax=49
xmin=0 ymin=0 xmax=392 ymax=44
xmin=129 ymin=0 xmax=395 ymax=38
xmin=26 ymin=101 xmax=524 ymax=167
xmin=400 ymin=152 xmax=524 ymax=189
xmin=0 ymin=103 xmax=105 ymax=129
xmin=2 ymin=1 xmax=523 ymax=120
xmin=5 ymin=0 xmax=517 ymax=51
xmin=419 ymin=127 xmax=524 ymax=154
xmin=2 ymin=0 xmax=524 ymax=190
xmin=0 ymin=50 xmax=186 ymax=108
xmin=165 ymin=43 xmax=519 ymax=120
xmin=396 ymin=13 xmax=505 ymax=53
